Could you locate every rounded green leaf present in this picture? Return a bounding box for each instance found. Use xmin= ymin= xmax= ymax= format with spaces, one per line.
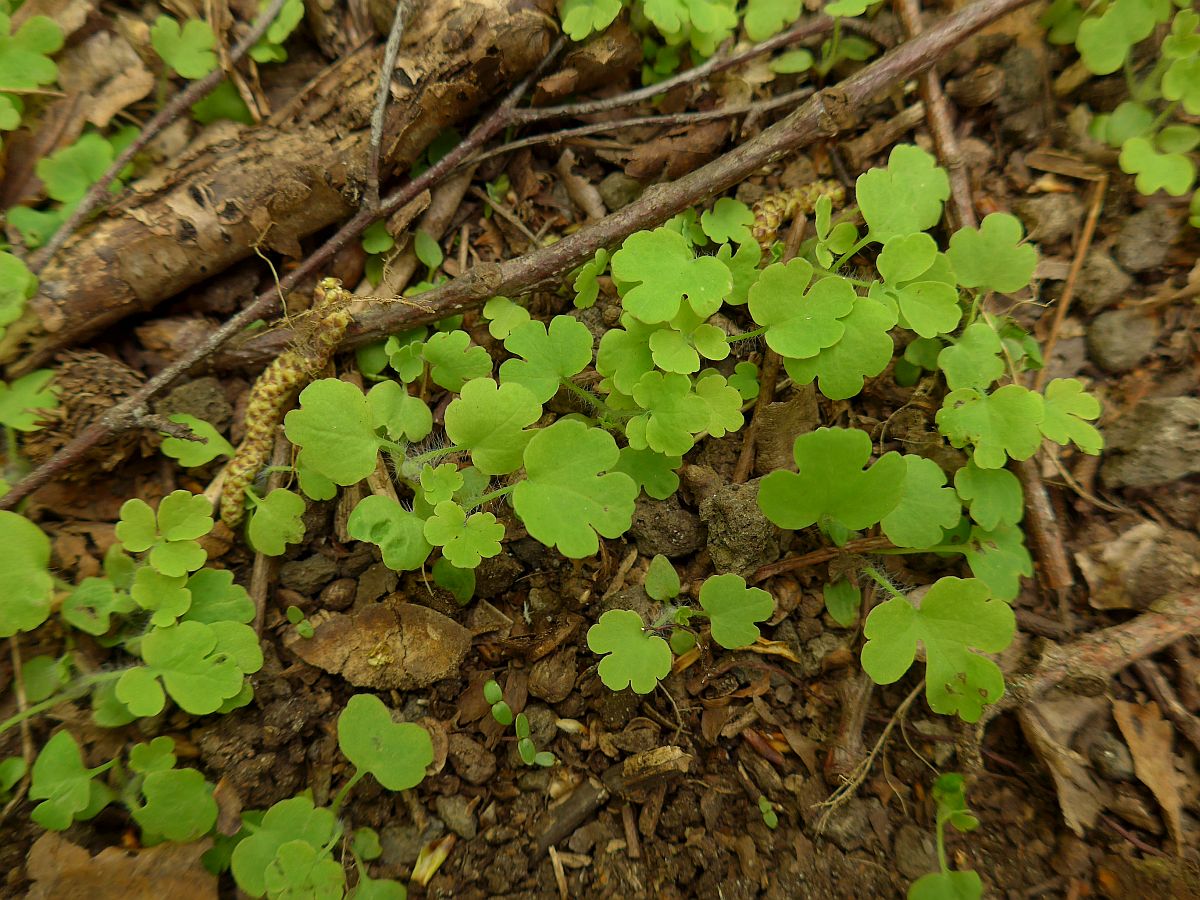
xmin=513 ymin=419 xmax=637 ymax=558
xmin=337 ymin=694 xmax=433 ymax=791
xmin=0 ymin=510 xmax=53 ymax=637
xmin=698 ymin=574 xmax=774 ymax=649
xmin=499 ymin=315 xmax=594 ymax=403
xmin=861 ymin=577 xmax=1013 ymax=722
xmin=160 ymin=414 xmax=234 ymax=466
xmin=586 ymin=609 xmax=672 ymax=694
xmin=367 ymin=381 xmax=433 ymax=443
xmin=444 ymin=378 xmax=541 ymax=475
xmin=347 ymin=494 xmax=432 ymax=572
xmin=611 ymin=227 xmax=732 ymax=323
xmin=422 ymin=330 xmax=492 ymax=392
xmin=953 ymin=461 xmax=1023 ymax=531
xmin=880 ymin=456 xmax=962 ymax=549
xmin=748 ymin=259 xmax=854 ymax=358
xmin=757 ymin=427 xmax=906 ymax=532
xmin=422 ymin=501 xmax=504 ymax=569
xmin=285 ymin=379 xmax=380 ymax=485
xmin=1039 ymin=378 xmax=1102 ymax=455
xmin=856 ymin=145 xmax=950 ymax=243
xmin=782 ymin=294 xmax=896 ymax=400
xmin=150 ymin=16 xmax=217 ymax=79
xmin=946 ymin=213 xmax=1038 ymax=294
xmin=133 ymin=768 xmax=217 ymax=842
xmin=247 ymin=488 xmax=307 ymax=556
xmin=936 ymin=385 xmax=1045 ymax=469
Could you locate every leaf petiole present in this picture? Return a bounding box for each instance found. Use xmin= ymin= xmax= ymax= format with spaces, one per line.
xmin=0 ymin=670 xmax=124 ymax=738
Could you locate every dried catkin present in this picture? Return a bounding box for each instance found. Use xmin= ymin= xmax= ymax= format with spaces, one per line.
xmin=220 ymin=278 xmax=352 ymax=527
xmin=750 ymin=181 xmax=846 ymax=251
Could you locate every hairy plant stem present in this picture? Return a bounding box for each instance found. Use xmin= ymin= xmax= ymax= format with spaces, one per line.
xmin=330 ymin=769 xmax=365 ymax=817
xmin=0 ymin=671 xmax=123 ymax=738
xmin=475 ymin=484 xmax=515 ymax=507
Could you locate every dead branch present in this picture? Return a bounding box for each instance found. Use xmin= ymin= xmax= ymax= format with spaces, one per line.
xmin=227 ymin=0 xmax=1040 ymax=370
xmin=25 ymin=0 xmax=291 ymax=274
xmin=0 ymin=0 xmax=1039 ymax=510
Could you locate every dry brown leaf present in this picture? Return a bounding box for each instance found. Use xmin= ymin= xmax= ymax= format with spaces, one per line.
xmin=57 ymin=31 xmax=155 ymax=129
xmin=1112 ymin=699 xmax=1185 ymax=847
xmin=1019 ymin=696 xmax=1108 ymax=836
xmin=27 ymin=833 xmax=216 ymax=899
xmin=625 ymin=121 xmax=729 ymax=181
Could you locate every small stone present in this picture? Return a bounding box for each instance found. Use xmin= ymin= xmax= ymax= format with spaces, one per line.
xmin=1115 ymin=206 xmax=1180 ymax=273
xmin=820 ymin=799 xmax=870 ymax=851
xmin=628 ymin=494 xmax=706 ymax=558
xmin=155 ymin=376 xmax=233 ymax=430
xmin=279 ymin=555 xmax=338 ymax=594
xmin=434 ymin=794 xmax=478 ymax=839
xmin=528 ymin=648 xmax=578 ymax=703
xmin=380 ymin=821 xmax=443 ymax=868
xmin=318 ymin=578 xmax=356 ymax=611
xmin=1015 ymin=194 xmax=1083 ymax=245
xmin=598 ymin=172 xmax=643 ymax=211
xmin=1089 ymin=731 xmax=1135 ymax=782
xmin=474 ymin=552 xmax=522 ymax=598
xmin=1076 ymin=251 xmax=1133 ymax=314
xmin=355 ymin=562 xmax=398 ymax=605
xmin=699 ymin=478 xmax=783 ymax=576
xmin=893 ymin=824 xmax=938 ymax=881
xmin=448 ymin=734 xmax=497 ymax=786
xmin=1086 ymin=309 xmax=1158 ymax=373
xmin=1102 ymin=397 xmax=1200 ymax=488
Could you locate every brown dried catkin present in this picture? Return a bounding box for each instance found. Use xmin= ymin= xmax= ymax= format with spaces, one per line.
xmin=750 ymin=181 xmax=846 ymax=251
xmin=219 ymin=278 xmax=352 ymax=527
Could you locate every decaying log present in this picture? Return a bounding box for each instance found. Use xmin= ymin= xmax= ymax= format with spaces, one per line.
xmin=0 ymin=0 xmax=555 ymax=371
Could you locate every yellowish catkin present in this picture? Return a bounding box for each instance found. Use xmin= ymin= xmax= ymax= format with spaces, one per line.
xmin=751 ymin=180 xmax=846 ymax=251
xmin=220 ymin=278 xmax=352 ymax=528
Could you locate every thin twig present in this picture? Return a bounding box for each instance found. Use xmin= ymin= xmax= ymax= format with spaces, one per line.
xmin=250 ymin=429 xmax=292 ymax=636
xmin=895 ymin=0 xmax=975 ymax=230
xmin=27 ymin=0 xmax=290 ymax=274
xmin=751 ymin=536 xmax=895 ymax=583
xmin=1133 ymin=659 xmax=1200 ymax=755
xmin=516 ymin=19 xmax=837 ymax=124
xmin=8 ymin=637 xmax=33 ymax=766
xmin=3 ymin=0 xmax=1038 ymax=508
xmin=816 ymin=680 xmax=923 ymax=833
xmin=985 ymin=592 xmax=1200 ymax=725
xmin=469 ymin=186 xmax=542 ymax=249
xmin=228 ymin=0 xmax=1039 ymax=371
xmin=468 ymin=88 xmax=814 ymax=167
xmin=0 ymin=37 xmax=566 ymax=511
xmin=367 ymin=0 xmax=417 ymax=208
xmin=1033 ymin=175 xmax=1107 ymax=392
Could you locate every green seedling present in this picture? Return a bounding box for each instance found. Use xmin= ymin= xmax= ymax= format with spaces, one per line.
xmin=229 ymin=693 xmax=429 ymax=898
xmin=483 ymin=678 xmax=513 ymax=726
xmin=587 ymin=570 xmax=774 ymax=693
xmin=758 ymin=795 xmax=779 ymax=829
xmin=908 ymin=774 xmax=982 ymax=900
xmin=286 ymin=605 xmax=314 ymax=639
xmin=514 ymin=713 xmax=556 ymax=768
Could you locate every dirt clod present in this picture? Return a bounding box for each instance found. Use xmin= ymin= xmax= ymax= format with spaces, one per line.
xmin=1102 ymin=397 xmax=1200 ymax=488
xmin=1086 ymin=308 xmax=1159 ymax=373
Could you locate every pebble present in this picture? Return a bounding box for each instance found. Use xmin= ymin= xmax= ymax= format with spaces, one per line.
xmin=279 ymin=554 xmax=338 ymax=594
xmin=447 ymin=733 xmax=498 ymax=786
xmin=1102 ymin=397 xmax=1200 ymax=488
xmin=1089 ymin=731 xmax=1135 ymax=782
xmin=698 ymin=478 xmax=783 ymax=576
xmin=628 ymin=493 xmax=707 ymax=558
xmin=1075 ymin=251 xmax=1133 ymax=314
xmin=893 ymin=823 xmax=938 ymax=880
xmin=1015 ymin=194 xmax=1083 ymax=244
xmin=598 ymin=172 xmax=644 ymax=211
xmin=434 ymin=794 xmax=478 ymax=839
xmin=1115 ymin=205 xmax=1180 ymax=273
xmin=1086 ymin=309 xmax=1158 ymax=372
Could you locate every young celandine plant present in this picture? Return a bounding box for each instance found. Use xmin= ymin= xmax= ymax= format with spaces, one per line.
xmin=908 ymin=774 xmax=982 ymax=900
xmin=585 ymin=555 xmax=774 ymax=694
xmin=226 ymin=693 xmax=432 ymax=899
xmin=1042 ymin=0 xmax=1199 ymax=226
